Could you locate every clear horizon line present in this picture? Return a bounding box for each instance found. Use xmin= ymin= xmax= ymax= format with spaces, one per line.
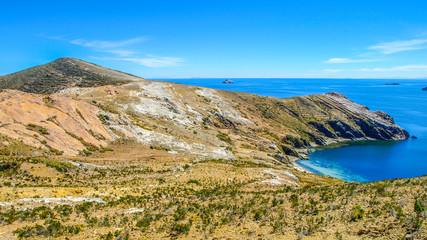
xmin=148 ymin=77 xmax=427 ymax=80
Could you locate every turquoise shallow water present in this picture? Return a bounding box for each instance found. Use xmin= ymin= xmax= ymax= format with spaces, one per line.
xmin=154 ymin=78 xmax=427 ymax=182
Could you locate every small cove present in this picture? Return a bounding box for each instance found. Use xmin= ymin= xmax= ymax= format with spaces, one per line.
xmin=155 ymin=78 xmax=427 ymax=182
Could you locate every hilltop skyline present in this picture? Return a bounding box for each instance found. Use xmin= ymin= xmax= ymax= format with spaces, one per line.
xmin=2 ymin=0 xmax=427 ymax=78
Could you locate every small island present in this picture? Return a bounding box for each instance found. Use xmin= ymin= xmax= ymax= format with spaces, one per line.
xmin=423 ymin=87 xmax=427 ymax=91
xmin=222 ymin=79 xmax=234 ymax=84
xmin=385 ymin=83 xmax=399 ymax=85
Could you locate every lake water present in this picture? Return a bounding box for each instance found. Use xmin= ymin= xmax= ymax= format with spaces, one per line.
xmin=154 ymin=78 xmax=427 ymax=182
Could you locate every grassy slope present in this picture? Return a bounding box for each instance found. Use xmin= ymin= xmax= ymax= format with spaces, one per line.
xmin=0 ymin=150 xmax=426 ymax=239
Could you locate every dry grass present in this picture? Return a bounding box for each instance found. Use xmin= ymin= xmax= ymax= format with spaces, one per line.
xmin=0 ymin=151 xmax=426 ymax=239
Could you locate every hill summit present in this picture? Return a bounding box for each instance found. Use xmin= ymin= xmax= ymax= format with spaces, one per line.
xmin=0 ymin=57 xmax=144 ymax=94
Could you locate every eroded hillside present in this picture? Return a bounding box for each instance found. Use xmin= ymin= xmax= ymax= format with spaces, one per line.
xmin=0 ymin=90 xmax=112 ymax=156
xmin=0 ymin=79 xmax=408 ymax=164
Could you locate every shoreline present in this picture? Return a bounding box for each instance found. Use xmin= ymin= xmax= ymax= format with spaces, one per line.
xmin=293 ymin=138 xmax=411 ymax=183
xmin=292 ymin=160 xmax=313 ymax=174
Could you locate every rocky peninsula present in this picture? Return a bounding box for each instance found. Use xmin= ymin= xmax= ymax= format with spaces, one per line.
xmin=0 ymin=58 xmax=424 ymax=239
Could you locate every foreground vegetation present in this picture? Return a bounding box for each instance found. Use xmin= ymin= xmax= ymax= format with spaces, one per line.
xmin=0 ymin=152 xmax=426 ymax=239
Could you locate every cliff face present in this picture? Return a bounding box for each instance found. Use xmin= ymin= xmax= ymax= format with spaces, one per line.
xmin=323 ymin=92 xmax=408 ymax=141
xmin=0 ymin=79 xmax=408 ymax=160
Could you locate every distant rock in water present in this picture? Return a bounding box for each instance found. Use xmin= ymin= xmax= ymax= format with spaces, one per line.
xmin=385 ymin=83 xmax=399 ymax=85
xmin=223 ymin=79 xmax=234 ymax=84
xmin=411 ymin=135 xmax=417 ymax=139
xmin=423 ymin=87 xmax=427 ymax=91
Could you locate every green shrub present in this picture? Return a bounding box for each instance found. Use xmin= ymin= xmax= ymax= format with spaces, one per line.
xmin=187 ymin=179 xmax=201 ymax=186
xmin=136 ymin=213 xmax=152 ymax=231
xmin=170 ymin=222 xmax=191 ymax=236
xmin=351 ymin=205 xmax=364 ymax=221
xmin=290 ymin=194 xmax=299 ymax=207
xmin=216 ymin=133 xmax=232 ymax=144
xmin=26 ymin=124 xmax=49 ymax=135
xmin=97 ymin=114 xmax=109 ymax=124
xmin=0 ymin=161 xmax=20 ymax=172
xmin=13 ymin=220 xmax=82 ymax=238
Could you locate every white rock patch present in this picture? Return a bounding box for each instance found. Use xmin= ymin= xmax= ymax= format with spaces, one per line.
xmin=107 ymin=113 xmax=235 ymax=160
xmin=0 ymin=202 xmax=12 ymax=206
xmin=125 ymin=208 xmax=145 ymax=214
xmin=69 ymin=160 xmax=110 ymax=169
xmin=20 ymin=197 xmax=106 ymax=204
xmin=262 ymin=169 xmax=299 ymax=186
xmin=195 ymin=88 xmax=254 ymax=125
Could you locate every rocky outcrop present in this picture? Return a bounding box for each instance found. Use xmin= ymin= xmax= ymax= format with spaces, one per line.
xmin=423 ymin=87 xmax=427 ymax=91
xmin=323 ymin=92 xmax=409 ymax=141
xmin=281 ymin=145 xmax=299 ymax=157
xmin=282 ymin=135 xmax=310 ymax=148
xmin=327 ymin=120 xmax=364 ymax=139
xmin=307 ymin=121 xmax=336 ymax=138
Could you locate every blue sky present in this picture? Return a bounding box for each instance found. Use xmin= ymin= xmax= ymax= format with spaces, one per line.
xmin=2 ymin=0 xmax=427 ymax=78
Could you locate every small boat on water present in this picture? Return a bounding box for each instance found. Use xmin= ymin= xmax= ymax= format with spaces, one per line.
xmin=223 ymin=79 xmax=234 ymax=84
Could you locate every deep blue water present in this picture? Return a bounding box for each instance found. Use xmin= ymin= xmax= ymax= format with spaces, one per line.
xmin=154 ymin=78 xmax=427 ymax=182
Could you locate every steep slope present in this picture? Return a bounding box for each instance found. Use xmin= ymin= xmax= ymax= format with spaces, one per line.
xmin=0 ymin=89 xmax=112 ymax=156
xmin=0 ymin=79 xmax=408 ymax=161
xmin=61 ymin=82 xmax=406 ymax=162
xmin=0 ymin=57 xmax=145 ymax=94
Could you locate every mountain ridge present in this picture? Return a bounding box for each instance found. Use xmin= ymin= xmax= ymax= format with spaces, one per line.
xmin=0 ymin=57 xmax=145 ymax=94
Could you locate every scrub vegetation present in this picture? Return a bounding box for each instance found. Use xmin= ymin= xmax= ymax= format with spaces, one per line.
xmin=0 ymin=153 xmax=425 ymax=239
